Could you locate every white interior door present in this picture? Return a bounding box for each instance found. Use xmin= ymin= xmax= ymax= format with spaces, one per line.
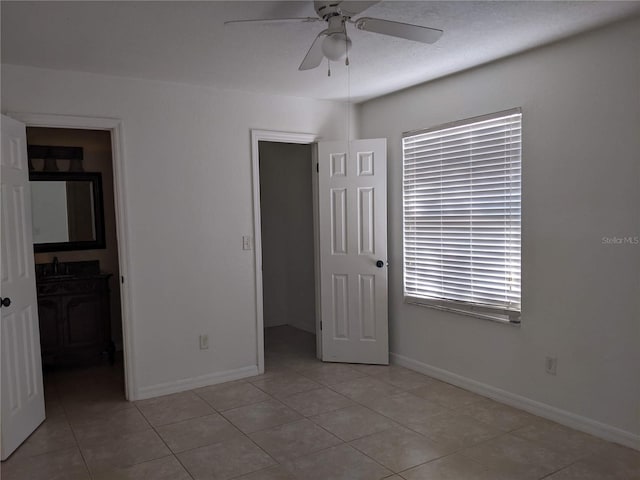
xmin=1 ymin=115 xmax=45 ymax=460
xmin=318 ymin=139 xmax=388 ymax=364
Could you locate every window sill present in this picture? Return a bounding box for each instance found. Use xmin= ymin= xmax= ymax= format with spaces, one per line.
xmin=404 ymin=297 xmax=521 ymax=326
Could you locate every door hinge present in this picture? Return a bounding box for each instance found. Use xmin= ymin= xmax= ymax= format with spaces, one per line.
xmin=320 ymin=321 xmax=322 ymax=331
xmin=121 ymin=276 xmax=124 ymax=284
xmin=316 ymin=163 xmax=319 ymax=173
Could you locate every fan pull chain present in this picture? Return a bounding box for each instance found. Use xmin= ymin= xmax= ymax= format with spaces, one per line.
xmin=327 ymin=59 xmax=331 ymax=77
xmin=345 ymin=32 xmax=350 ymax=66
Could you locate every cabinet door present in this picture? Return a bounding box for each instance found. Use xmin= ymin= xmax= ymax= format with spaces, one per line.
xmin=37 ymin=298 xmax=61 ymax=354
xmin=62 ymin=294 xmax=103 ymax=348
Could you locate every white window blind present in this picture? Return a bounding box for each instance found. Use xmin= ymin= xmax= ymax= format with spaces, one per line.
xmin=402 ymin=109 xmax=521 ymax=321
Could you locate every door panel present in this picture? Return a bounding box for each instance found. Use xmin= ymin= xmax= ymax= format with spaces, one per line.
xmin=332 ymin=274 xmax=349 ymax=339
xmin=331 ymin=188 xmax=347 ymax=255
xmin=318 ymin=139 xmax=388 ymax=364
xmin=358 ymin=274 xmax=376 ymax=339
xmin=358 ymin=187 xmax=375 ymax=254
xmin=1 ymin=114 xmax=46 ymax=460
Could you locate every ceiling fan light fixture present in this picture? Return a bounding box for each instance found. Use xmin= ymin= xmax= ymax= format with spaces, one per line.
xmin=226 ymin=1 xmax=444 ymax=72
xmin=321 ymin=32 xmax=352 ymax=61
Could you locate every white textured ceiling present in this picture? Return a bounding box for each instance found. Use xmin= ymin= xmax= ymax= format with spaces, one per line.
xmin=2 ymin=1 xmax=639 ymax=102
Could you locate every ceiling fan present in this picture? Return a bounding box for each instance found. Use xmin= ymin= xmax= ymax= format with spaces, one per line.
xmin=225 ymin=1 xmax=443 ymax=71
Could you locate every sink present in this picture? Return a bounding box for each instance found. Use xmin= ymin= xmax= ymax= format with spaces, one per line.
xmin=35 ymin=260 xmax=101 ymax=280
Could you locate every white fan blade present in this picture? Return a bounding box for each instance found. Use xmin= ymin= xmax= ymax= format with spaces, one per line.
xmin=224 ymin=17 xmax=321 ymax=26
xmin=299 ymin=30 xmax=328 ymax=71
xmin=354 ymin=17 xmax=443 ymax=44
xmin=338 ymin=1 xmax=380 ymax=17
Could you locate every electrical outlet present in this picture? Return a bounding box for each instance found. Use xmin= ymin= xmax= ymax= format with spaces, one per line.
xmin=242 ymin=235 xmax=252 ymax=251
xmin=545 ymin=356 xmax=557 ymax=375
xmin=199 ymin=334 xmax=209 ymax=350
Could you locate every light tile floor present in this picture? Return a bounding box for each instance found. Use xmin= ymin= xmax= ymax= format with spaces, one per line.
xmin=2 ymin=325 xmax=639 ymax=479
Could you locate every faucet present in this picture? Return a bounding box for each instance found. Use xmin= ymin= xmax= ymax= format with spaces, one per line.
xmin=52 ymin=256 xmax=59 ymax=275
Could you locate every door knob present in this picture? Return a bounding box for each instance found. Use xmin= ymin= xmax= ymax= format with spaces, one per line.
xmin=376 ymin=260 xmax=385 ymax=268
xmin=0 ymin=297 xmax=11 ymax=308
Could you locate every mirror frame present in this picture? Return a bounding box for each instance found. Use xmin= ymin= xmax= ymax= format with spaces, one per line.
xmin=29 ymin=171 xmax=106 ymax=253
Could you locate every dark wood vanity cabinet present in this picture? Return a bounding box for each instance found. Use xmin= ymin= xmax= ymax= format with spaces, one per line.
xmin=37 ymin=274 xmax=114 ymax=367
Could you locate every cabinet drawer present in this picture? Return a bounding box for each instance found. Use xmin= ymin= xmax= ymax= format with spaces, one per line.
xmin=37 ymin=278 xmax=106 ymax=296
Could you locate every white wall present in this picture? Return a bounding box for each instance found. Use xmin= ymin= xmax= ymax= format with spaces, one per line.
xmin=1 ymin=64 xmax=348 ymax=399
xmin=358 ymin=16 xmax=640 ymax=446
xmin=259 ymin=142 xmax=316 ymax=334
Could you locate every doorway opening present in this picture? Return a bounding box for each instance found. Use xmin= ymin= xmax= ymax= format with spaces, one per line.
xmin=253 ymin=133 xmax=390 ymax=373
xmin=26 ymin=126 xmax=126 ymax=412
xmin=258 ymin=141 xmax=318 ymax=370
xmin=251 ymin=130 xmax=321 ymax=374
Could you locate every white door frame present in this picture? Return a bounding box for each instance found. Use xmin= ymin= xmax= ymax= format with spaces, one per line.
xmin=8 ymin=112 xmax=137 ymax=400
xmin=251 ymin=129 xmax=319 ymax=374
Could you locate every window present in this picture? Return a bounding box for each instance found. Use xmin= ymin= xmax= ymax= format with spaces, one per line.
xmin=402 ymin=109 xmax=521 ymax=323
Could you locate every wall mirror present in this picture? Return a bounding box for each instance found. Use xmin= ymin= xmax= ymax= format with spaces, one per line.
xmin=29 ymin=172 xmax=106 ymax=252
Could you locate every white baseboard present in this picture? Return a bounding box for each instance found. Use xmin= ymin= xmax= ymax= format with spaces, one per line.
xmin=391 ymin=352 xmax=640 ymax=451
xmin=291 ymin=322 xmax=316 ymax=335
xmin=133 ymin=365 xmax=259 ymax=401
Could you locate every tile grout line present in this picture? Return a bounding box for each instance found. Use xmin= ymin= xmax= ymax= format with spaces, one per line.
xmin=294 ymin=367 xmax=537 ymax=476
xmin=137 ymin=391 xmax=287 ymax=479
xmin=202 ymin=361 xmax=399 ymax=478
xmin=537 ymin=461 xmax=579 ymax=480
xmin=24 ymin=329 xmax=635 ymax=480
xmin=69 ymin=397 xmax=167 ymax=477
xmin=132 ymin=402 xmax=198 ymax=480
xmin=304 ymin=413 xmax=397 ymax=477
xmin=60 ymin=373 xmax=186 ymax=479
xmin=200 ymin=395 xmax=287 ymax=467
xmin=49 ymin=375 xmax=96 ymax=480
xmin=266 ymin=363 xmax=451 ymax=476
